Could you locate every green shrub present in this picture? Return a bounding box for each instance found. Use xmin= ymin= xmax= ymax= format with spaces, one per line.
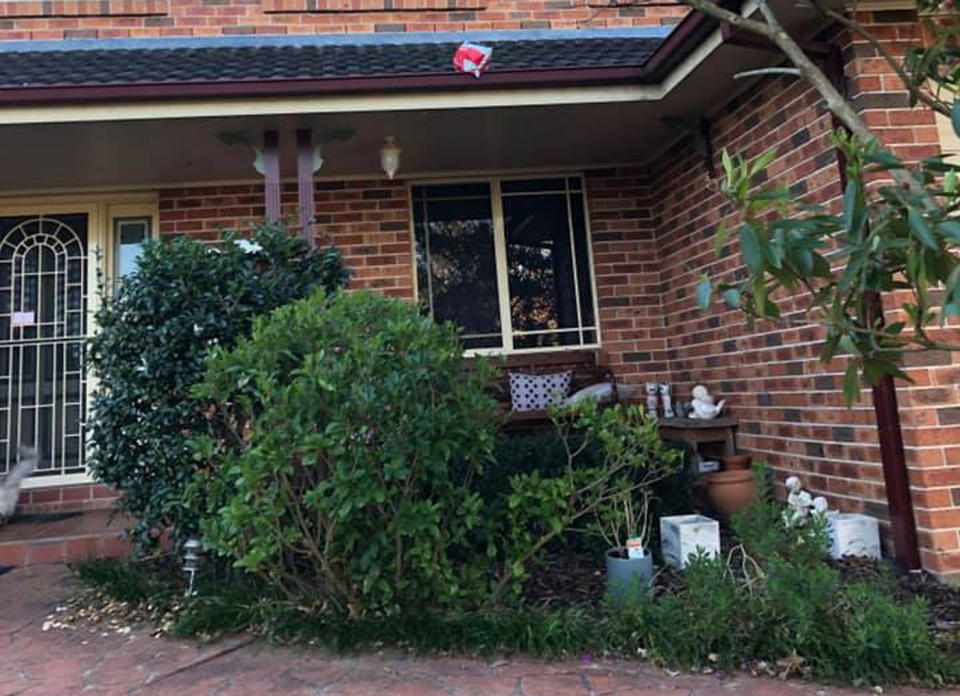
xmin=485 ymin=431 xmax=601 ymax=502
xmin=634 ymin=548 xmax=956 ymax=685
xmin=88 ymin=224 xmax=349 ymax=550
xmin=729 ymin=466 xmax=830 ymax=567
xmin=492 ymin=402 xmax=683 ymax=602
xmin=188 ymin=290 xmax=501 ymax=615
xmin=638 ymin=552 xmax=752 ymax=669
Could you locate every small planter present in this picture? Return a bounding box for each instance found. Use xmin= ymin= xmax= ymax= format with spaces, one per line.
xmin=720 ymin=454 xmax=751 ymax=471
xmin=705 ymin=468 xmax=755 ymax=517
xmin=660 ymin=514 xmax=720 ymax=569
xmin=605 ymin=546 xmax=653 ymax=602
xmin=827 ymin=512 xmax=881 ymax=560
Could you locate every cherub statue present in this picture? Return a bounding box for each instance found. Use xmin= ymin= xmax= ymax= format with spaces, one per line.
xmin=784 ymin=475 xmax=830 ymax=527
xmin=659 ymin=383 xmax=675 ymax=418
xmin=689 ymin=384 xmax=725 ymax=420
xmin=645 ymin=382 xmax=659 ymax=418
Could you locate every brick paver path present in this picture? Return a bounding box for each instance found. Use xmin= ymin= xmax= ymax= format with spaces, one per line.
xmin=1 ymin=565 xmax=956 ymax=696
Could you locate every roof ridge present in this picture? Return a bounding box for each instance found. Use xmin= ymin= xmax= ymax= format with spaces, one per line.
xmin=0 ymin=27 xmax=673 ymax=54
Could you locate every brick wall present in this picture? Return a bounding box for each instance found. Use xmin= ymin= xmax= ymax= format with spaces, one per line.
xmin=584 ymin=167 xmax=669 ymax=384
xmin=157 ymin=179 xmax=414 ymax=297
xmin=16 ymin=483 xmax=117 ymax=515
xmin=642 ymin=11 xmax=960 ymax=579
xmin=0 ymin=0 xmax=689 ymax=41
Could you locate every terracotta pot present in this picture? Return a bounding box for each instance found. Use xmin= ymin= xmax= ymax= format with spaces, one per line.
xmin=705 ymin=469 xmax=756 ymax=517
xmin=720 ymin=454 xmax=751 ymax=471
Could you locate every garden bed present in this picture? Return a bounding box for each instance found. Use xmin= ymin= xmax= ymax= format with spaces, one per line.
xmin=521 ymin=549 xmax=960 ymax=633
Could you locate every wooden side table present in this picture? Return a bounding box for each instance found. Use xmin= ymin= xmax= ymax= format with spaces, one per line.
xmin=657 ymin=416 xmax=738 ymax=458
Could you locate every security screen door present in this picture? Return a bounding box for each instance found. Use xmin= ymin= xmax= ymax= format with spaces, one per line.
xmin=0 ymin=214 xmax=88 ymax=482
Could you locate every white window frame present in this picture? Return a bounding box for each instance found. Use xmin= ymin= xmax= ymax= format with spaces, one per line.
xmin=409 ymin=173 xmax=601 ymax=356
xmin=111 ymin=215 xmax=153 ymax=284
xmin=106 ymin=202 xmax=158 ymax=288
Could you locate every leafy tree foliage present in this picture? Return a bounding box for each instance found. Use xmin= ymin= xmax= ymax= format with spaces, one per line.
xmin=687 ymin=0 xmax=960 ymax=400
xmin=88 ymin=225 xmax=348 ymax=549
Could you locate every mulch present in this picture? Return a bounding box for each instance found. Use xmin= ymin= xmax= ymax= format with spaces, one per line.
xmin=830 ymin=555 xmax=960 ymax=634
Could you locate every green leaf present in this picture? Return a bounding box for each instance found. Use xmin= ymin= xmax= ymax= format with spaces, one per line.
xmin=791 ymin=247 xmax=814 ymax=276
xmin=953 ymin=99 xmax=960 ymax=139
xmin=842 ymin=360 xmax=861 ymax=405
xmin=864 ymin=150 xmax=903 ymax=168
xmin=739 ymin=223 xmax=765 ymax=275
xmin=842 ymin=179 xmax=866 ymax=239
xmin=839 ymin=335 xmax=860 ymax=357
xmin=750 ymin=148 xmax=777 ymax=177
xmin=946 ymin=170 xmax=958 ymax=195
xmin=937 ymin=220 xmax=960 ymax=244
xmin=721 ymin=149 xmax=734 ymax=183
xmin=722 ymin=288 xmax=741 ymax=309
xmin=908 ymin=209 xmax=938 ymax=250
xmin=695 ymin=278 xmax=712 ymax=310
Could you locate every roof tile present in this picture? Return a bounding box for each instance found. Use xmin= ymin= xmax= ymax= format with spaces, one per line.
xmin=0 ymin=37 xmax=662 ymax=87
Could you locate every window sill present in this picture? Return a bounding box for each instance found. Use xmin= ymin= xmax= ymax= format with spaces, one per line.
xmin=465 ymin=344 xmax=602 ymax=361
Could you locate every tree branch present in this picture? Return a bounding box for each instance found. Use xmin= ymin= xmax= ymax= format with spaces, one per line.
xmin=810 ymin=0 xmax=952 ymax=119
xmin=677 ymin=0 xmax=930 ymax=196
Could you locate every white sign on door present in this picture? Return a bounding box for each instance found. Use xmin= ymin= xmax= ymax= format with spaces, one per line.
xmin=12 ymin=311 xmax=35 ymax=327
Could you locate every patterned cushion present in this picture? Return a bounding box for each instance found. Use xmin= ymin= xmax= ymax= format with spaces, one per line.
xmin=509 ymin=371 xmax=573 ymax=412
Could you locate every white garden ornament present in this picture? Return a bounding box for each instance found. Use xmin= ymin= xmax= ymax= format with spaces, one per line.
xmin=689 ymin=384 xmax=725 ymax=420
xmin=783 ymin=475 xmax=829 ymax=527
xmin=782 ymin=476 xmax=881 ymax=559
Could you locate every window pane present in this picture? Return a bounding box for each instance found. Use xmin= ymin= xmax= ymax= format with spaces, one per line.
xmin=413 ymin=185 xmax=501 ymax=349
xmin=504 ymin=190 xmax=592 ymax=349
xmin=114 ymin=218 xmax=150 ymax=279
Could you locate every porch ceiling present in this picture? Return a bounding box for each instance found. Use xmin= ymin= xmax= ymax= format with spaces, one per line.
xmin=0 ymin=101 xmax=675 ymax=191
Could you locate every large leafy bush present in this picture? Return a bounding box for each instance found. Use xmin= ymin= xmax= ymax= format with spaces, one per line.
xmin=189 ymin=290 xmax=501 ymax=615
xmin=88 ymin=225 xmax=348 ymax=548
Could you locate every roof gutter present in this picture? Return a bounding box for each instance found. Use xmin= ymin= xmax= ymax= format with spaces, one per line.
xmin=0 ymin=66 xmax=656 ymax=106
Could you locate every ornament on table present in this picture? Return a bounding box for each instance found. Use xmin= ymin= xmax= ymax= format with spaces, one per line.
xmin=645 ymin=382 xmax=659 ymax=417
xmin=659 ymin=382 xmax=675 ymax=418
xmin=784 ymin=475 xmax=829 ymax=527
xmin=689 ymin=384 xmax=725 ymax=420
xmin=452 ymin=42 xmax=493 ymax=78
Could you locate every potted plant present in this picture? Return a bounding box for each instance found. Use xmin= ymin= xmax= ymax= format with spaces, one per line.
xmin=597 ymin=488 xmax=655 ymax=601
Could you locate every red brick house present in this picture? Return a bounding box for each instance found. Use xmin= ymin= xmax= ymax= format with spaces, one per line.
xmin=0 ymin=0 xmax=957 ymax=579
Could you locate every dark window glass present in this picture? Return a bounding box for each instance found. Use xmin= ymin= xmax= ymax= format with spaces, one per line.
xmin=413 ymin=185 xmax=501 ymax=349
xmin=504 ymin=192 xmax=584 ymax=349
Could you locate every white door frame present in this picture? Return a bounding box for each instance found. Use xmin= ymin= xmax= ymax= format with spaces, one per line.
xmin=0 ymin=193 xmax=158 ymax=489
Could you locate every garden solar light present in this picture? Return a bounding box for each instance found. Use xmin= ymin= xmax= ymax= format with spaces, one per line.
xmin=183 ymin=537 xmax=202 ymax=597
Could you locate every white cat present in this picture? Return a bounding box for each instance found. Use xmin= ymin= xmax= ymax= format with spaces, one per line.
xmin=0 ymin=447 xmax=38 ymax=523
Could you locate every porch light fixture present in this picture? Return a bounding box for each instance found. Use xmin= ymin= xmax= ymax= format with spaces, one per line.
xmin=380 ymin=136 xmax=401 ymax=180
